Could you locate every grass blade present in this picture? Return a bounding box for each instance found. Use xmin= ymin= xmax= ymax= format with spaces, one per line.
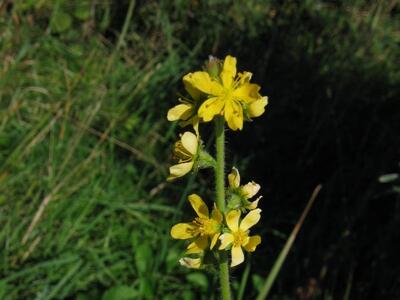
xmin=256 ymin=184 xmax=322 ymax=300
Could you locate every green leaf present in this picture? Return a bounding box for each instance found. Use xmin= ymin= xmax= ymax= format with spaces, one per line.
xmin=102 ymin=286 xmax=138 ymax=300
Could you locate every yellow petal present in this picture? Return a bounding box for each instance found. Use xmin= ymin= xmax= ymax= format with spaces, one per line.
xmin=179 ymin=257 xmax=202 ymax=269
xmin=248 ymin=96 xmax=268 ymax=118
xmin=226 ymin=209 xmax=240 ymax=231
xmin=181 ymin=131 xmax=198 ymax=155
xmin=239 ymin=208 xmax=261 ymax=231
xmin=220 ymin=55 xmax=237 ymax=88
xmin=167 ymin=162 xmax=193 ymax=181
xmin=183 ymin=77 xmax=202 ymax=100
xmin=233 ymin=83 xmax=261 ymax=103
xmin=224 ymin=99 xmax=243 ymax=131
xmin=186 ymin=236 xmax=208 ymax=254
xmin=241 ymin=181 xmax=260 ymax=199
xmin=188 ymin=194 xmax=209 ymax=218
xmin=183 ymin=71 xmax=223 ymax=96
xmin=167 ymin=104 xmax=192 ymax=121
xmin=231 ymin=245 xmax=244 ymax=267
xmin=210 ymin=232 xmax=221 ymax=250
xmin=246 ymin=196 xmax=262 ymax=210
xmin=170 ymin=223 xmax=197 ymax=239
xmin=211 ymin=205 xmax=223 ymax=223
xmin=228 ymin=167 xmax=240 ymax=188
xmin=243 ymin=235 xmax=261 ymax=252
xmin=238 ymin=71 xmax=252 ymax=84
xmin=198 ymin=97 xmax=225 ymax=122
xmin=219 ymin=233 xmax=234 ymax=250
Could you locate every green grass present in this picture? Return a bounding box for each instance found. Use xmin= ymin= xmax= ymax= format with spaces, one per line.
xmin=1 ymin=1 xmax=399 ymax=299
xmin=0 ymin=4 xmax=205 ymax=299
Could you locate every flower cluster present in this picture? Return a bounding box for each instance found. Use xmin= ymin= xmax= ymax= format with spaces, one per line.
xmin=171 ymin=168 xmax=262 ymax=268
xmin=167 ymin=55 xmax=267 ymax=268
xmin=168 ymin=55 xmax=268 ymax=132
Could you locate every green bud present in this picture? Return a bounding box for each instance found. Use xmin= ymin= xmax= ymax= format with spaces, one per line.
xmin=196 ymin=149 xmax=216 ymax=170
xmin=204 ymin=56 xmax=222 ymax=79
xmin=227 ymin=192 xmax=242 ymax=210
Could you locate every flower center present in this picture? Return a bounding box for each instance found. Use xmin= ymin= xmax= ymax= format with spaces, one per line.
xmin=193 ymin=217 xmax=219 ymax=236
xmin=232 ymin=229 xmax=249 ymax=247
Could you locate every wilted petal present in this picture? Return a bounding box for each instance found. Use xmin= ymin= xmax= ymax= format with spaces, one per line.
xmin=241 ymin=181 xmax=260 ymax=199
xmin=179 ymin=257 xmax=202 ymax=269
xmin=228 ymin=167 xmax=241 ymax=188
xmin=246 ymin=196 xmax=262 ymax=210
xmin=239 ymin=208 xmax=261 ymax=231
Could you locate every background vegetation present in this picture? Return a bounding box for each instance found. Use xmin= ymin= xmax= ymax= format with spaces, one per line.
xmin=1 ymin=0 xmax=399 ymax=299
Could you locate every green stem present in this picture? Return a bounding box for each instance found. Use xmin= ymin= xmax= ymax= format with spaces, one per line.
xmin=215 ymin=116 xmax=231 ymax=300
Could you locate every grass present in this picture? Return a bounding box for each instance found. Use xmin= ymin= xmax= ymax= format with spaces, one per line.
xmin=1 ymin=0 xmax=399 ymax=299
xmin=0 ymin=4 xmax=203 ymax=299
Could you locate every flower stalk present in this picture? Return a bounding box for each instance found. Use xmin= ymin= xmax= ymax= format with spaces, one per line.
xmin=167 ymin=55 xmax=268 ymax=299
xmin=215 ymin=116 xmax=231 ymax=300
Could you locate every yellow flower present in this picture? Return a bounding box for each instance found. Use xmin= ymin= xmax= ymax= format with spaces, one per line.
xmin=168 ymin=131 xmax=198 ymax=181
xmin=167 ymin=74 xmax=202 ymax=133
xmin=219 ymin=209 xmax=262 ymax=267
xmin=185 ymin=55 xmax=268 ymax=131
xmin=228 ymin=167 xmax=262 ymax=210
xmin=171 ymin=194 xmax=223 ymax=253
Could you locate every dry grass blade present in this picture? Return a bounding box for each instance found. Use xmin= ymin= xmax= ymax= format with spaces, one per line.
xmin=256 ymin=184 xmax=322 ymax=300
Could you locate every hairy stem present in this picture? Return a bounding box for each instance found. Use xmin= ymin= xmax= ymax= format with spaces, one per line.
xmin=215 ymin=116 xmax=231 ymax=300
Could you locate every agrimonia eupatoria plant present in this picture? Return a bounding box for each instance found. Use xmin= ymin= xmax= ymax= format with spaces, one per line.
xmin=167 ymin=55 xmax=268 ymax=300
